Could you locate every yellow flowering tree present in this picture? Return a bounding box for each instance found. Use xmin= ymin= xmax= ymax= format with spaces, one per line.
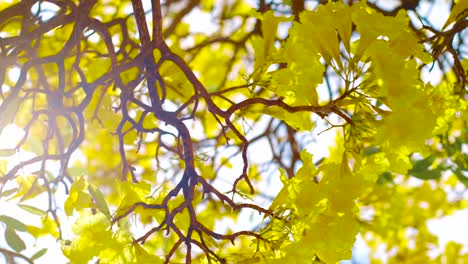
xmin=0 ymin=0 xmax=466 ymax=263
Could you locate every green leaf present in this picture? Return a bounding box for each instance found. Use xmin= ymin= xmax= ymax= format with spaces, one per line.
xmin=377 ymin=172 xmax=393 ymax=184
xmin=0 ymin=149 xmax=16 ymax=157
xmin=453 ymin=168 xmax=468 ymax=188
xmin=408 ymin=155 xmax=442 ymax=180
xmin=443 ymin=0 xmax=468 ymax=29
xmin=0 ymin=160 xmax=7 ymax=175
xmin=5 ymin=227 xmax=26 ymax=252
xmin=410 ymin=155 xmax=436 ymax=172
xmin=18 ymin=204 xmax=47 ymax=216
xmin=410 ymin=169 xmax=443 ymax=180
xmin=88 ymin=184 xmax=111 ymax=219
xmin=0 ymin=215 xmax=28 ymax=232
xmin=1 ymin=188 xmax=18 ymax=197
xmin=0 ymin=96 xmax=20 ymax=134
xmin=363 ymin=147 xmax=380 ymax=156
xmin=31 ymin=248 xmax=48 ymax=260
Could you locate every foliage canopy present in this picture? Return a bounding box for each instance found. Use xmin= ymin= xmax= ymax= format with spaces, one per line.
xmin=0 ymin=0 xmax=467 ymax=263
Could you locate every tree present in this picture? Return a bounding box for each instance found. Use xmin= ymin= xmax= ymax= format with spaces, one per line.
xmin=0 ymin=0 xmax=466 ymax=263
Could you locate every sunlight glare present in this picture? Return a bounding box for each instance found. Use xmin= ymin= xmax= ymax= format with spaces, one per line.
xmin=0 ymin=124 xmax=25 ymax=150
